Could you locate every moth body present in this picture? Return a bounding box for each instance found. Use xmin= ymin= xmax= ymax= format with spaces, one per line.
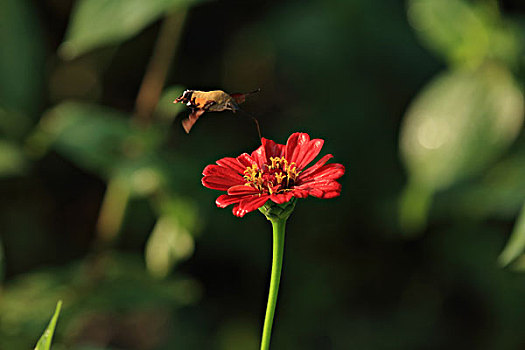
xmin=174 ymin=89 xmax=258 ymax=133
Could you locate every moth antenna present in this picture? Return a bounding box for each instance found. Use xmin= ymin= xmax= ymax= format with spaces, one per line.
xmin=238 ymin=108 xmax=262 ymax=140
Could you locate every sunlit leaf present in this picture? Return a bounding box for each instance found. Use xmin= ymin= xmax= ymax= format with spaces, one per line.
xmin=399 ymin=64 xmax=523 ymax=233
xmin=34 ymin=301 xmax=62 ymax=350
xmin=499 ymin=202 xmax=525 ymax=267
xmin=0 ymin=0 xmax=45 ymax=117
xmin=60 ymin=0 xmax=200 ymax=59
xmin=126 ymin=165 xmax=165 ymax=197
xmin=145 ymin=215 xmax=195 ymax=278
xmin=0 ymin=139 xmax=28 ymax=178
xmin=145 ymin=196 xmax=198 ymax=278
xmin=407 ymin=0 xmax=519 ymax=67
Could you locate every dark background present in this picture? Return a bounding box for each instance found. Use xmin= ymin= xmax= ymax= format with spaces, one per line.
xmin=1 ymin=0 xmax=525 ymax=349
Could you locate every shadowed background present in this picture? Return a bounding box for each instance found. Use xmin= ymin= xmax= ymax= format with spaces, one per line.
xmin=1 ymin=0 xmax=525 ymax=349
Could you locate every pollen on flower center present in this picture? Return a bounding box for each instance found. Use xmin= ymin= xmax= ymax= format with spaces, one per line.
xmin=243 ymin=157 xmax=300 ymax=193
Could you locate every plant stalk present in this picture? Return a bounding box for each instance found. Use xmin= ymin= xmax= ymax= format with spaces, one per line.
xmin=260 ymin=217 xmax=287 ymax=350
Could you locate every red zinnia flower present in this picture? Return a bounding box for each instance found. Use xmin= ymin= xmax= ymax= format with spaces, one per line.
xmin=202 ymin=132 xmax=345 ymax=217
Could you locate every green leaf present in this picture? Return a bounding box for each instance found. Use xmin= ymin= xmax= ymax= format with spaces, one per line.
xmin=0 ymin=254 xmax=201 ymax=349
xmin=0 ymin=0 xmax=45 ymax=117
xmin=407 ymin=0 xmax=519 ymax=67
xmin=60 ymin=0 xmax=199 ymax=59
xmin=401 ymin=65 xmax=523 ymax=191
xmin=28 ymin=102 xmax=162 ymax=178
xmin=399 ymin=64 xmax=523 ymax=232
xmin=499 ymin=202 xmax=525 ymax=267
xmin=34 ymin=301 xmax=62 ymax=350
xmin=437 ymin=145 xmax=525 ymax=220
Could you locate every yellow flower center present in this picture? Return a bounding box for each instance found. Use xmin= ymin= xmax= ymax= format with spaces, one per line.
xmin=243 ymin=157 xmax=301 ymax=193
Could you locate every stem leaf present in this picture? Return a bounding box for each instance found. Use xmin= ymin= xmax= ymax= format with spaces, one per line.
xmin=34 ymin=301 xmax=62 ymax=350
xmin=499 ymin=201 xmax=525 ymax=267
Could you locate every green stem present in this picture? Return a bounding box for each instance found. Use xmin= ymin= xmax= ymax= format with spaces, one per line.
xmin=260 ymin=217 xmax=287 ymax=350
xmin=134 ymin=9 xmax=187 ymax=126
xmin=0 ymin=235 xmax=4 ymax=287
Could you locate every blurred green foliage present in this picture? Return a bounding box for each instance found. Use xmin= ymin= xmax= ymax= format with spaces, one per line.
xmin=0 ymin=0 xmax=45 ymax=118
xmin=59 ymin=0 xmax=203 ymax=60
xmin=1 ymin=0 xmax=525 ymax=349
xmin=399 ymin=64 xmax=523 ymax=233
xmin=408 ymin=0 xmax=520 ymax=68
xmin=400 ymin=0 xmax=525 ymax=236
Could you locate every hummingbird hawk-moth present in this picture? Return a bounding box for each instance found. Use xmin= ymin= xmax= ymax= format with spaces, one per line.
xmin=173 ymin=89 xmax=259 ymax=133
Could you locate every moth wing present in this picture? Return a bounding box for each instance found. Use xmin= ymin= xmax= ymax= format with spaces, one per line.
xmin=230 ymin=93 xmax=247 ymax=104
xmin=182 ymin=109 xmax=205 ymax=133
xmin=230 ymin=89 xmax=260 ymax=104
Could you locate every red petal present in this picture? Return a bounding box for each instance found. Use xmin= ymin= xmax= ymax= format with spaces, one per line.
xmin=203 ymin=164 xmax=244 ymax=182
xmin=308 ymin=188 xmax=341 ymax=198
xmin=302 ymin=180 xmax=342 ymax=191
xmin=295 ymin=180 xmax=342 ymax=198
xmin=262 ymin=138 xmax=285 ymax=158
xmin=285 ymin=133 xmax=310 ymax=165
xmin=216 ymin=157 xmax=245 ymax=173
xmin=202 ymin=175 xmax=242 ymax=191
xmin=237 ymin=153 xmax=256 ymax=168
xmin=296 ymin=139 xmax=324 ymax=169
xmin=232 ymin=194 xmax=269 ymax=217
xmin=321 ymin=191 xmax=340 ymax=198
xmin=238 ymin=195 xmax=269 ymax=213
xmin=251 ymin=144 xmax=266 ymax=168
xmin=227 ymin=185 xmax=260 ymax=196
xmin=284 ymin=133 xmax=325 ymax=169
xmin=270 ymin=192 xmax=294 ymax=204
xmin=298 ymin=163 xmax=345 ymax=184
xmin=299 ymin=154 xmax=333 ymax=179
xmin=232 ymin=204 xmax=248 ymax=217
xmin=216 ymin=194 xmax=249 ymax=208
xmin=290 ymin=188 xmax=309 ymax=198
